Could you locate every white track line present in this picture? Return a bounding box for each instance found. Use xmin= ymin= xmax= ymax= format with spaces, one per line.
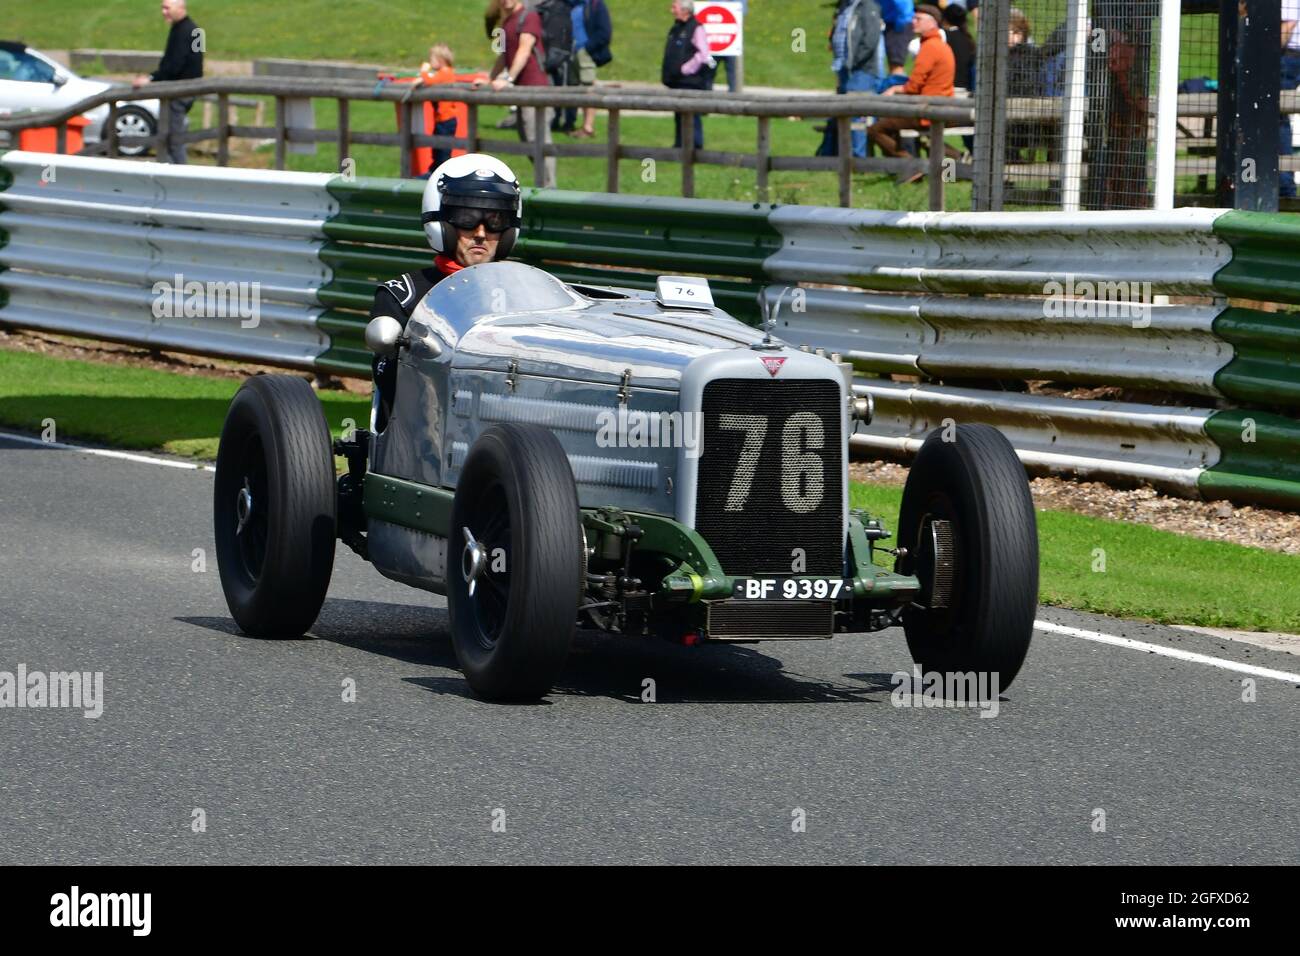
xmin=3 ymin=428 xmax=1297 ymax=683
xmin=1035 ymin=620 xmax=1300 ymax=684
xmin=0 ymin=430 xmax=215 ymax=472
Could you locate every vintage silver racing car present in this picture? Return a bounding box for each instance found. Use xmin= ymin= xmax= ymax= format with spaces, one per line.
xmin=213 ymin=264 xmax=1039 ymax=701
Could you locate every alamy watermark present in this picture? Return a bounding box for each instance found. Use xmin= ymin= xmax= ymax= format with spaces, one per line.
xmin=595 ymin=408 xmax=702 ymax=459
xmin=890 ymin=665 xmax=1000 ymax=718
xmin=151 ymin=273 xmax=261 ymax=328
xmin=1042 ymin=274 xmax=1152 ymax=328
xmin=0 ymin=665 xmax=103 ymax=718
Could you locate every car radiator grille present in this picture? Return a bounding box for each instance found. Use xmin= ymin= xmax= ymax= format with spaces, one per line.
xmin=695 ymin=378 xmax=843 ymax=575
xmin=706 ymin=600 xmax=836 ymax=640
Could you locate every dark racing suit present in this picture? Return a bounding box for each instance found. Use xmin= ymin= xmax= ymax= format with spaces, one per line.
xmin=369 ymin=256 xmax=463 ymax=430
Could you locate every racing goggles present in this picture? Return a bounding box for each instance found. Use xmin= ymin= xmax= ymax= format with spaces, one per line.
xmin=441 ymin=206 xmax=514 ymax=234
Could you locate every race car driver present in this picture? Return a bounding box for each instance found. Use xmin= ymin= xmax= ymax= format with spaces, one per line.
xmin=369 ymin=153 xmax=522 ymax=429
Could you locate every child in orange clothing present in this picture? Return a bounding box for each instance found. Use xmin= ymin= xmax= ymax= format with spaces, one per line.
xmin=420 ymin=44 xmax=462 ymax=171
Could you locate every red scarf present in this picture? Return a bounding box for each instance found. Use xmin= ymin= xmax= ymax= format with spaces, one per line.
xmin=435 ymin=254 xmax=465 ymax=276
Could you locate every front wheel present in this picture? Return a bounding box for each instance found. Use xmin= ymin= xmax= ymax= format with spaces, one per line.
xmin=214 ymin=374 xmax=336 ymax=637
xmin=448 ymin=424 xmax=583 ymax=701
xmin=896 ymin=423 xmax=1038 ymax=691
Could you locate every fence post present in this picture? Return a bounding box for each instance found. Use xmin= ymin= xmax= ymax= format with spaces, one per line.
xmin=336 ymin=98 xmax=349 ymax=171
xmin=399 ymin=101 xmax=413 ymax=178
xmin=972 ymin=0 xmax=1009 ymax=210
xmin=681 ymin=111 xmax=695 ymax=199
xmin=606 ymin=108 xmax=620 ymax=193
xmin=532 ymin=105 xmax=547 ymax=187
xmin=928 ymin=120 xmax=945 ymax=210
xmin=1217 ymin=0 xmax=1280 ymax=209
xmin=756 ymin=115 xmax=770 ymax=202
xmin=156 ymin=96 xmax=171 ymax=159
xmin=467 ymin=102 xmax=479 ymax=153
xmin=106 ymin=102 xmax=120 ymax=157
xmin=836 ymin=112 xmax=852 ymax=207
xmin=217 ymin=92 xmax=230 ymax=166
xmin=274 ymin=95 xmax=287 ymax=170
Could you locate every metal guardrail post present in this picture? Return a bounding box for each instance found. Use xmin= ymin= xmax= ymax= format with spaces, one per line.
xmin=606 ymin=108 xmax=620 ymax=193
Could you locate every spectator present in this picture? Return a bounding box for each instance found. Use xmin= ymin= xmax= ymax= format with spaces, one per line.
xmin=662 ymin=0 xmax=716 ymax=151
xmin=868 ymin=4 xmax=953 ymax=173
xmin=722 ymin=0 xmax=748 ymax=92
xmin=537 ymin=0 xmax=575 ymax=132
xmin=131 ymin=0 xmax=203 ymax=164
xmin=943 ymin=3 xmax=974 ymax=92
xmin=815 ymin=0 xmax=885 ymax=159
xmin=880 ymin=0 xmax=914 ymax=76
xmin=564 ymin=0 xmax=613 ymax=138
xmin=481 ymin=0 xmax=557 ymax=187
xmin=1006 ymin=8 xmax=1044 ymax=97
xmin=1281 ymin=1 xmax=1300 ymax=198
xmin=420 ymin=44 xmax=460 ymax=171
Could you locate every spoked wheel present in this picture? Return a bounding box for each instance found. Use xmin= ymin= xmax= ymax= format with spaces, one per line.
xmin=214 ymin=375 xmax=336 ymax=637
xmin=449 ymin=423 xmax=583 ymax=701
xmin=895 ymin=423 xmax=1038 ymax=691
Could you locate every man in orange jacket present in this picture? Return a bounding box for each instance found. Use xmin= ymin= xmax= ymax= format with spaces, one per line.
xmin=867 ymin=4 xmax=954 ymax=164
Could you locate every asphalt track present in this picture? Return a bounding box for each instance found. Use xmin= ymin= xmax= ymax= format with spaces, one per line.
xmin=1 ymin=434 xmax=1297 ymax=865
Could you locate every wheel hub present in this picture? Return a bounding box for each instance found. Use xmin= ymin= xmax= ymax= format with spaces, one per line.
xmin=461 ymin=526 xmax=486 ymax=597
xmin=235 ymin=478 xmax=253 ymax=535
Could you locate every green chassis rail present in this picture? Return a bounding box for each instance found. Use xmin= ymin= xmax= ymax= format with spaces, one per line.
xmin=361 ymin=472 xmax=921 ymax=605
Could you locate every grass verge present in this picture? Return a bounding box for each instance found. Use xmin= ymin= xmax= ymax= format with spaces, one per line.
xmin=3 ymin=347 xmax=1298 ymax=632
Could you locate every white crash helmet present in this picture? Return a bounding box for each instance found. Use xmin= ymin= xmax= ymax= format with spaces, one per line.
xmin=421 ymin=153 xmax=523 ymax=260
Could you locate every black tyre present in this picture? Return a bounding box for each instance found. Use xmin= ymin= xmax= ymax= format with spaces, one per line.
xmin=110 ymin=105 xmax=157 ymax=157
xmin=896 ymin=423 xmax=1038 ymax=690
xmin=448 ymin=424 xmax=583 ymax=701
xmin=214 ymin=375 xmax=336 ymax=637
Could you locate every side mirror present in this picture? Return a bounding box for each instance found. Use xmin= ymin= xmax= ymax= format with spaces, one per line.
xmin=364 ymin=315 xmax=406 ymax=357
xmin=51 ymin=72 xmax=68 ymax=88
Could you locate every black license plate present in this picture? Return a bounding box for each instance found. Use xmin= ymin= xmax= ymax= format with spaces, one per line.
xmin=731 ymin=578 xmax=850 ymax=601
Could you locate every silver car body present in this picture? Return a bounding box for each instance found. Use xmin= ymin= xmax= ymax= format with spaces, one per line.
xmin=365 ymin=261 xmax=852 ymax=593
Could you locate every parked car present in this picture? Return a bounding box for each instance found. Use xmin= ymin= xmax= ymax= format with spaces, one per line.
xmin=213 ymin=263 xmax=1040 ymax=702
xmin=0 ymin=42 xmax=158 ymax=155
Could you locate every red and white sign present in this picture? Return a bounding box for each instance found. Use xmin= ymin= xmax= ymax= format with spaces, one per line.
xmin=696 ymin=2 xmax=744 ymax=57
xmin=760 ymin=356 xmax=786 ymax=377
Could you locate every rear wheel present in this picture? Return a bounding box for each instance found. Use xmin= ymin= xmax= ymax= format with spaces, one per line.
xmin=110 ymin=105 xmax=156 ymax=156
xmin=896 ymin=424 xmax=1038 ymax=691
xmin=448 ymin=424 xmax=583 ymax=701
xmin=214 ymin=375 xmax=336 ymax=637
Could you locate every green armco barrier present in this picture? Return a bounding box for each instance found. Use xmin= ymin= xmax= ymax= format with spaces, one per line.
xmin=323 ymin=176 xmax=426 ymax=248
xmin=318 ymin=242 xmax=428 ymax=310
xmin=517 ymin=189 xmax=780 ymax=279
xmin=1200 ymin=410 xmax=1300 ymax=509
xmin=316 ymin=309 xmax=372 ymax=376
xmin=1212 ymin=306 xmax=1300 ymax=408
xmin=1212 ymin=210 xmax=1300 ymax=304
